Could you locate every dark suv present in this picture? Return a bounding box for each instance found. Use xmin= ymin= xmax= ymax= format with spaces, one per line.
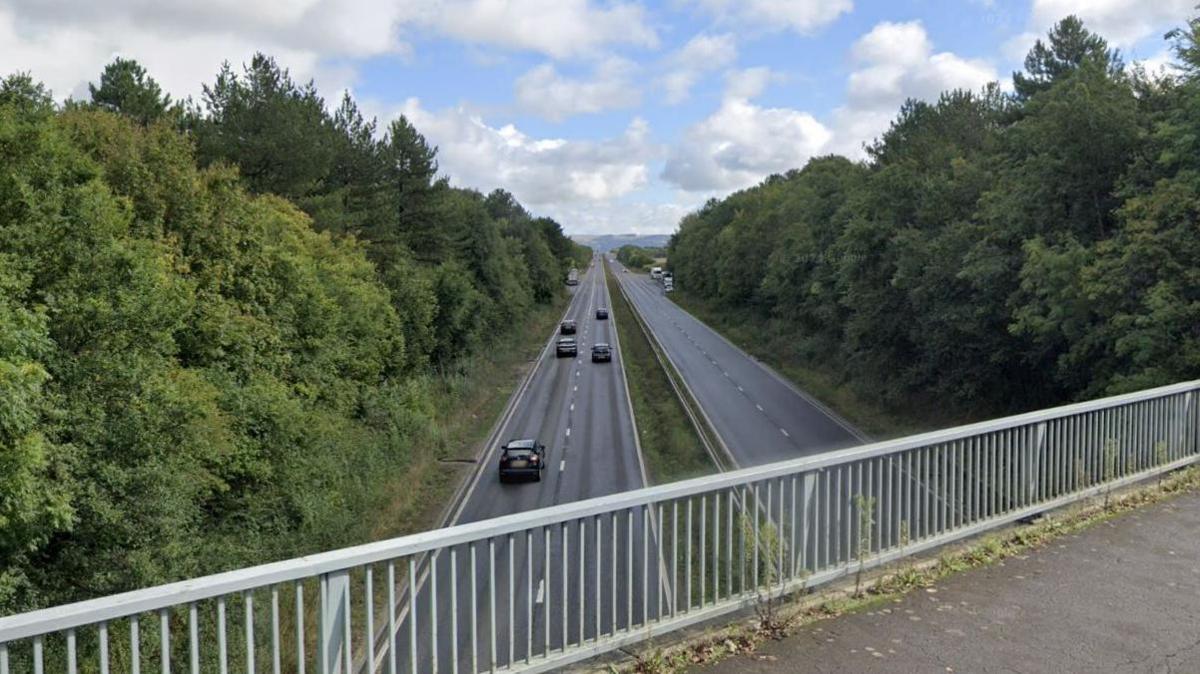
xmin=591 ymin=343 xmax=612 ymax=362
xmin=498 ymin=439 xmax=546 ymax=482
xmin=595 ymin=307 xmax=608 ymax=319
xmin=560 ymin=320 xmax=577 ymax=335
xmin=556 ymin=337 xmax=577 ymax=357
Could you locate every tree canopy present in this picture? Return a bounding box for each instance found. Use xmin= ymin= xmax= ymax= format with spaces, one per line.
xmin=668 ymin=15 xmax=1200 ymax=419
xmin=0 ymin=54 xmax=587 ymax=612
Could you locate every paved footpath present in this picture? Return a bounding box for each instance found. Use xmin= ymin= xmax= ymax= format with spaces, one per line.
xmin=702 ymin=489 xmax=1200 ymax=674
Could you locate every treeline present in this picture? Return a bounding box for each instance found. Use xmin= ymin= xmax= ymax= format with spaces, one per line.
xmin=0 ymin=57 xmax=587 ymax=612
xmin=669 ymin=16 xmax=1200 ymax=419
xmin=615 ymin=244 xmax=663 ymax=270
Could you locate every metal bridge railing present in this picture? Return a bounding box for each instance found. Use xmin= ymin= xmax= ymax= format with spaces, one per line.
xmin=2 ymin=381 xmax=1197 ymax=674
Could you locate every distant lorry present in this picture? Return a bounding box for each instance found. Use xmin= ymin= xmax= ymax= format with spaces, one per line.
xmin=650 ymin=266 xmax=663 ymax=280
xmin=566 ymin=268 xmax=579 ymax=285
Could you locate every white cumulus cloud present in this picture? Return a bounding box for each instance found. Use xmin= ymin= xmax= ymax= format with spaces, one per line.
xmin=1029 ymin=0 xmax=1193 ymax=48
xmin=831 ymin=21 xmax=997 ymax=157
xmin=684 ymin=0 xmax=852 ymax=34
xmin=662 ymin=98 xmax=832 ymax=191
xmin=396 ymin=100 xmax=659 ymax=205
xmin=658 ymin=33 xmax=738 ymax=104
xmin=515 ymin=57 xmax=640 ymax=121
xmin=411 ymin=0 xmax=658 ymax=59
xmin=0 ymin=0 xmax=658 ymax=105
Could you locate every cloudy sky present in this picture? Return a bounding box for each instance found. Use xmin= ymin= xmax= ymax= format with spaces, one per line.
xmin=0 ymin=0 xmax=1192 ymax=235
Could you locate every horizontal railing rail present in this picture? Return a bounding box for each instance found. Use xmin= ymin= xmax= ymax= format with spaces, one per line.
xmin=2 ymin=380 xmax=1197 ymax=674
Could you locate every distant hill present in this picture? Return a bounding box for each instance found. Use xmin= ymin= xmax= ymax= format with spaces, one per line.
xmin=572 ymin=233 xmax=670 ymax=252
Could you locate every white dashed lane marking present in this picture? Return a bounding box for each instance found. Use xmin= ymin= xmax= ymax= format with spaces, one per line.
xmin=535 ymin=579 xmax=545 ymax=604
xmin=560 ymin=460 xmax=566 ymax=472
xmin=570 ymin=403 xmax=575 ymax=412
xmin=737 ymin=386 xmax=743 ymax=392
xmin=756 ymin=404 xmax=764 ymax=412
xmin=565 ymin=427 xmax=571 ymax=438
xmin=780 ymin=428 xmax=790 ymax=438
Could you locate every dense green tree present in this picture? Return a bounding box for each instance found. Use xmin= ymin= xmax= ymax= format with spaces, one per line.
xmin=0 ymin=62 xmax=588 ymax=616
xmin=669 ymin=14 xmax=1199 ymax=419
xmin=1013 ymin=15 xmax=1122 ymax=101
xmin=89 ymin=57 xmax=172 ymax=124
xmin=195 ymin=54 xmax=336 ymax=198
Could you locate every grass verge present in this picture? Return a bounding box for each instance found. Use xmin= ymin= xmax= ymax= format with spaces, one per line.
xmin=371 ymin=290 xmax=572 ymax=540
xmin=668 ymin=291 xmax=953 ymax=439
xmin=606 ymin=260 xmax=716 ymax=484
xmin=605 ymin=465 xmax=1200 ymax=673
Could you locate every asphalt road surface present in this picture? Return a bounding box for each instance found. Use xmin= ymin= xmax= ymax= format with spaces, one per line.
xmin=611 ymin=260 xmax=865 ymax=467
xmin=391 ymin=256 xmax=661 ymax=673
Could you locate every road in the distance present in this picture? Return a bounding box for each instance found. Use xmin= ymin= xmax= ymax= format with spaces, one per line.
xmin=611 ymin=259 xmax=866 ymax=467
xmin=393 ymin=256 xmax=659 ymax=673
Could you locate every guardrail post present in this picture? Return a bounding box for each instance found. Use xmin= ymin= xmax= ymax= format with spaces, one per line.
xmin=322 ymin=571 xmax=350 ymax=674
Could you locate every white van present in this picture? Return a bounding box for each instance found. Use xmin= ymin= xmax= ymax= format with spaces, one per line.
xmin=650 ymin=266 xmax=663 ymax=280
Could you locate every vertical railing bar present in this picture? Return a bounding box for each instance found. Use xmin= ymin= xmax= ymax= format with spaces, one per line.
xmin=626 ymin=509 xmax=633 ymax=631
xmin=931 ymin=447 xmax=939 ymax=537
xmin=671 ymin=502 xmax=678 ymax=618
xmin=726 ymin=489 xmax=733 ymax=597
xmin=189 ymin=603 xmax=199 ymax=674
xmin=451 ymin=549 xmax=460 ymax=674
xmin=271 ymin=586 xmax=281 ymax=674
xmin=245 ymin=591 xmax=255 ymax=674
xmin=778 ymin=477 xmax=786 ymax=591
xmin=296 ymin=581 xmax=306 ymax=674
xmin=365 ymin=570 xmax=374 ymax=674
xmin=789 ymin=474 xmax=796 ymax=582
xmin=699 ymin=495 xmax=707 ymax=608
xmin=656 ymin=505 xmax=664 ymax=620
xmin=131 ymin=615 xmax=141 ymax=674
xmin=610 ymin=512 xmax=617 ymax=636
xmin=594 ymin=515 xmax=601 ymax=642
xmin=845 ymin=464 xmax=853 ymax=560
xmin=160 ymin=609 xmax=170 ymax=674
xmin=408 ymin=558 xmax=417 ymax=674
xmin=100 ymin=621 xmax=110 ymax=674
xmin=468 ymin=542 xmax=477 ymax=666
xmin=543 ymin=527 xmax=551 ymax=657
xmin=740 ymin=486 xmax=747 ymax=594
xmin=563 ymin=522 xmax=569 ymax=649
xmin=642 ymin=506 xmax=649 ymax=625
xmin=715 ymin=492 xmax=722 ymax=600
xmin=386 ymin=564 xmax=395 ymax=674
xmin=0 ymin=642 xmax=7 ymax=674
xmin=33 ymin=636 xmax=44 ymax=674
xmin=506 ymin=535 xmax=513 ymax=668
xmin=579 ymin=519 xmax=586 ymax=643
xmin=488 ymin=538 xmax=496 ymax=672
xmin=430 ymin=558 xmax=438 ymax=674
xmin=526 ymin=532 xmax=533 ymax=662
xmin=219 ymin=596 xmax=230 ymax=674
xmin=67 ymin=628 xmax=77 ymax=674
xmin=765 ymin=480 xmax=772 ymax=589
xmin=470 ymin=544 xmax=478 ymax=674
xmin=752 ymin=483 xmax=760 ymax=591
xmin=685 ymin=499 xmax=693 ymax=611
